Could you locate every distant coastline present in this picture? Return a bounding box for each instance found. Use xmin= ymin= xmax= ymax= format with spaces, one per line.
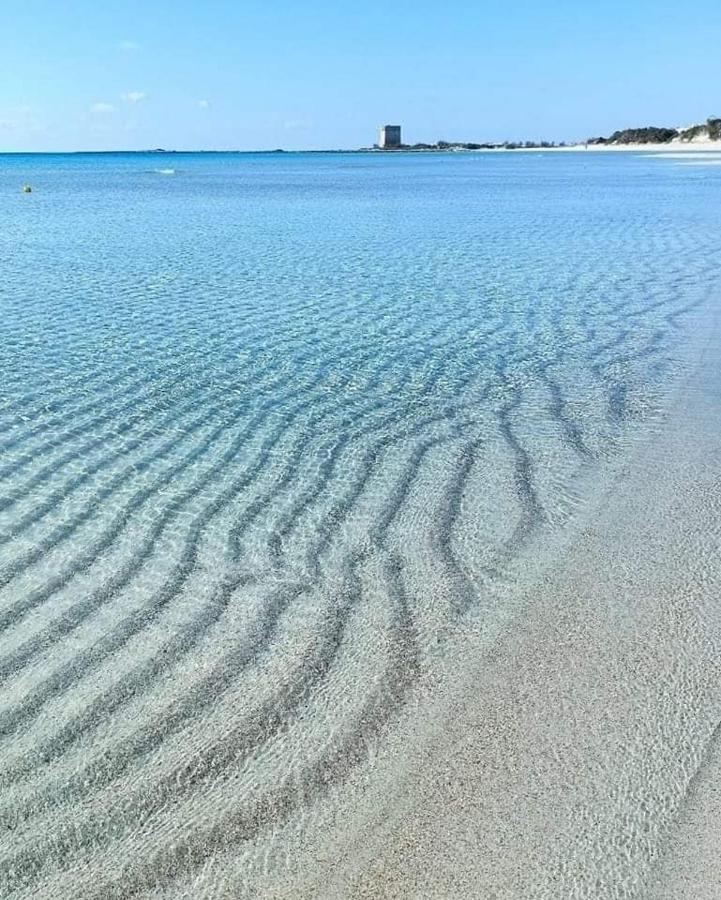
xmin=4 ymin=115 xmax=721 ymax=156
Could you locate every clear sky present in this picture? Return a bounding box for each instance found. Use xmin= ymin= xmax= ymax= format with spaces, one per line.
xmin=2 ymin=0 xmax=720 ymax=151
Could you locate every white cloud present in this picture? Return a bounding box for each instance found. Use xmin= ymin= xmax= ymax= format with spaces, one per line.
xmin=91 ymin=102 xmax=115 ymax=114
xmin=197 ymin=99 xmax=211 ymax=109
xmin=122 ymin=91 xmax=147 ymax=103
xmin=119 ymin=40 xmax=140 ymax=52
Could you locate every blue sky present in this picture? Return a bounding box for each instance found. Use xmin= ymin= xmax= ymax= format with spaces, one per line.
xmin=2 ymin=0 xmax=720 ymax=151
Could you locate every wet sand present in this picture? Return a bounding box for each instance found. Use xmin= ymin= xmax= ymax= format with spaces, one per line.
xmin=651 ymin=727 xmax=721 ymax=899
xmin=236 ymin=306 xmax=721 ymax=899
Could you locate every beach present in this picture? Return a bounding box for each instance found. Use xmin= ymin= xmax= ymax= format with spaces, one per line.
xmin=285 ymin=299 xmax=721 ymax=899
xmin=553 ymin=140 xmax=721 ymax=153
xmin=157 ymin=288 xmax=721 ymax=900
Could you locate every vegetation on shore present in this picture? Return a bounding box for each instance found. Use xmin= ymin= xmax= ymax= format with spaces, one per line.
xmin=589 ymin=117 xmax=721 ymax=145
xmin=374 ymin=140 xmax=566 ymax=152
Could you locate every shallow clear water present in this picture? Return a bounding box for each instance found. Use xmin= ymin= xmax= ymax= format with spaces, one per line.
xmin=1 ymin=150 xmax=720 ymax=897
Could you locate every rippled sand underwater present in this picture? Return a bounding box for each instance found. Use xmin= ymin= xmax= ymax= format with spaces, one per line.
xmin=1 ymin=151 xmax=720 ymax=898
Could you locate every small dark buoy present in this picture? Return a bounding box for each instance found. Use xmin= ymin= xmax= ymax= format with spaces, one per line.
xmin=22 ymin=184 xmax=32 ymax=193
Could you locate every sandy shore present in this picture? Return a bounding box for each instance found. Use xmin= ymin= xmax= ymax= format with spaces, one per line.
xmin=335 ymin=313 xmax=721 ymax=899
xmin=235 ymin=298 xmax=721 ymax=899
xmin=650 ymin=727 xmax=721 ymax=899
xmin=543 ymin=141 xmax=721 ymax=153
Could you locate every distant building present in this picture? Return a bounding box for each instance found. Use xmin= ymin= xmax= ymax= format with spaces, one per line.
xmin=379 ymin=125 xmax=402 ymax=149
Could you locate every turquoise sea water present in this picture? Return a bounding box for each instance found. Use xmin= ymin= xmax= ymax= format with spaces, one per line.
xmin=1 ymin=150 xmax=721 ymax=897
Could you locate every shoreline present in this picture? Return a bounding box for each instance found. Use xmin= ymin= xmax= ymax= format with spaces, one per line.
xmin=537 ymin=140 xmax=721 ymax=153
xmin=229 ymin=291 xmax=721 ymax=899
xmin=336 ymin=300 xmax=721 ymax=898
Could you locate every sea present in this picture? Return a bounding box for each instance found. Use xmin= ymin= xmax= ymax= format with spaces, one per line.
xmin=1 ymin=149 xmax=720 ymax=898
